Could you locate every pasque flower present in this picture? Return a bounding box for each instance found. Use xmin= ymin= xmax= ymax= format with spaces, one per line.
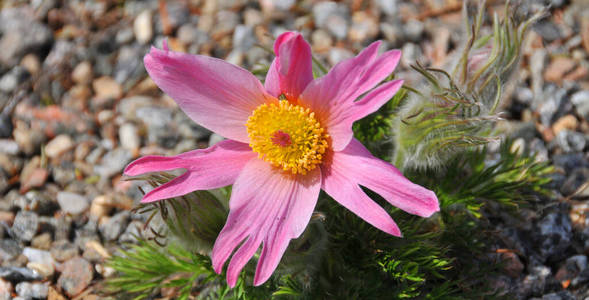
xmin=124 ymin=32 xmax=439 ymax=287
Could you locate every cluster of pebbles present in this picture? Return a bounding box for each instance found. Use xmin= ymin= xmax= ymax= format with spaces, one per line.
xmin=0 ymin=0 xmax=587 ymax=299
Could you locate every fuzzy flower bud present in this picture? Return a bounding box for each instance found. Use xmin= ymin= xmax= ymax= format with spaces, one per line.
xmin=392 ymin=0 xmax=545 ymax=171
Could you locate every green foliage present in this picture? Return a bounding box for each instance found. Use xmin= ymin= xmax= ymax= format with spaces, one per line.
xmin=105 ymin=239 xmax=218 ymax=300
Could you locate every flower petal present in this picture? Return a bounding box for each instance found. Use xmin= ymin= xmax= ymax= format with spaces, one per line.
xmin=322 ymin=166 xmax=401 ymax=236
xmin=211 ymin=159 xmax=321 ymax=287
xmin=124 ymin=140 xmax=255 ymax=203
xmin=300 ymin=42 xmax=401 ymax=151
xmin=144 ymin=46 xmax=276 ymax=143
xmin=265 ymin=32 xmax=313 ymax=100
xmin=326 ymin=139 xmax=439 ymax=218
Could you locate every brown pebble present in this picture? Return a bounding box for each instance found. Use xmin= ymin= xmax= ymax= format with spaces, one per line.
xmin=48 ymin=286 xmax=66 ymax=300
xmin=552 ymin=115 xmax=578 ymax=135
xmin=57 ymin=257 xmax=93 ymax=297
xmin=544 ymin=57 xmax=577 ymax=83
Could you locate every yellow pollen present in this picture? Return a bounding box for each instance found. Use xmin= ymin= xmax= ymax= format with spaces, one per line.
xmin=246 ymin=101 xmax=329 ymax=175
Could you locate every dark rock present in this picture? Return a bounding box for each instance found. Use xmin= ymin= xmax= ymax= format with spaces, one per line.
xmin=561 ymin=168 xmax=589 ymax=196
xmin=521 ymin=265 xmax=553 ymax=297
xmin=533 ymin=20 xmax=563 ymax=42
xmin=535 ymin=212 xmax=572 ymax=262
xmin=11 ymin=211 xmax=38 ymax=242
xmin=57 ymin=257 xmax=93 ymax=297
xmin=571 ymin=267 xmax=589 ymax=288
xmin=552 ymin=153 xmax=589 ymax=174
xmin=0 ymin=267 xmax=42 ymax=281
xmin=537 ymin=291 xmax=576 ymax=300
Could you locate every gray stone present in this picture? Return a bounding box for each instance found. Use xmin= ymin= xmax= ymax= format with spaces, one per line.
xmin=99 ymin=211 xmax=130 ymax=242
xmin=0 ymin=66 xmax=29 ymax=93
xmin=0 ymin=239 xmax=22 ymax=262
xmin=535 ymin=212 xmax=572 ymax=262
xmin=115 ymin=27 xmax=135 ymax=45
xmin=375 ymin=0 xmax=398 ymax=16
xmin=15 ymin=282 xmax=48 ymax=299
xmin=561 ymin=168 xmax=589 ymax=196
xmin=328 ymin=48 xmax=354 ymax=66
xmin=0 ymin=7 xmax=53 ymax=67
xmin=0 ymin=139 xmax=20 ymax=155
xmin=57 ymin=192 xmax=89 ymax=215
xmin=233 ymin=25 xmax=255 ymax=51
xmin=404 ymin=19 xmax=425 ymax=42
xmin=554 ymin=130 xmax=586 ymax=153
xmin=571 ymin=90 xmax=589 ymax=120
xmin=50 ymin=240 xmax=78 ymax=262
xmin=11 ymin=211 xmax=38 ymax=242
xmin=94 ymin=148 xmax=132 ymax=179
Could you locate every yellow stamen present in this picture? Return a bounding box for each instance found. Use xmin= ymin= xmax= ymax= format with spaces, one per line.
xmin=246 ymin=101 xmax=329 ymax=175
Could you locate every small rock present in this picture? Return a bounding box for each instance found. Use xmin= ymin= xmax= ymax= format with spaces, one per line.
xmin=561 ymin=168 xmax=589 ymax=196
xmin=375 ymin=0 xmax=398 ymax=16
xmin=19 ymin=54 xmax=40 ymax=76
xmin=94 ymin=148 xmax=132 ymax=179
xmin=404 ymin=19 xmax=424 ymax=42
xmin=501 ymin=252 xmax=524 ymax=278
xmin=56 ymin=192 xmax=89 ymax=215
xmin=311 ymin=29 xmax=333 ymax=52
xmin=71 ymin=61 xmax=93 ymax=85
xmin=22 ymin=248 xmax=55 ymax=277
xmin=349 ymin=11 xmax=379 ymax=43
xmin=57 ymin=257 xmax=93 ymax=297
xmin=0 ymin=239 xmax=22 ymax=262
xmin=0 ymin=267 xmax=42 ymax=281
xmin=328 ymin=48 xmax=354 ymax=66
xmin=134 ymin=10 xmax=153 ymax=44
xmin=99 ymin=211 xmax=130 ymax=242
xmin=0 ymin=7 xmax=53 ymax=67
xmin=15 ymin=282 xmax=48 ymax=299
xmin=50 ymin=240 xmax=78 ymax=262
xmin=552 ymin=115 xmax=578 ymax=135
xmin=119 ymin=123 xmax=140 ymax=154
xmin=571 ymin=90 xmax=589 ymax=120
xmin=119 ymin=220 xmax=142 ymax=244
xmin=554 ymin=130 xmax=586 ymax=153
xmin=45 ymin=134 xmax=74 ymax=159
xmin=535 ymin=212 xmax=572 ymax=262
xmin=47 ymin=286 xmax=66 ymax=300
xmin=89 ymin=195 xmax=113 ymax=219
xmin=115 ymin=27 xmax=134 ymax=45
xmin=243 ymin=8 xmax=263 ymax=27
xmin=11 ymin=211 xmax=38 ymax=242
xmin=0 ymin=279 xmax=12 ymax=300
xmin=0 ymin=66 xmax=29 ymax=93
xmin=92 ymin=76 xmax=122 ymax=100
xmin=544 ymin=57 xmax=576 ymax=83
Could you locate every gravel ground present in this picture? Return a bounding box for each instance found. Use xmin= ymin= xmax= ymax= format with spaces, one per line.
xmin=0 ymin=0 xmax=588 ymax=299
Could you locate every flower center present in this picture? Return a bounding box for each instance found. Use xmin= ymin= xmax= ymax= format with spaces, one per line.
xmin=246 ymin=101 xmax=329 ymax=175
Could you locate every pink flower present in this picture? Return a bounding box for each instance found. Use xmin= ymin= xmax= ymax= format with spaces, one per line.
xmin=124 ymin=32 xmax=439 ymax=287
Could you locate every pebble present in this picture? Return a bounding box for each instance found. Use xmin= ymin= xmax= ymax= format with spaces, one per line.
xmin=118 ymin=123 xmax=140 ymax=155
xmin=92 ymin=76 xmax=123 ymax=100
xmin=0 ymin=66 xmax=29 ymax=93
xmin=94 ymin=148 xmax=132 ymax=179
xmin=552 ymin=115 xmax=578 ymax=135
xmin=15 ymin=282 xmax=48 ymax=299
xmin=99 ymin=211 xmax=130 ymax=242
xmin=50 ymin=240 xmax=78 ymax=262
xmin=22 ymin=248 xmax=55 ymax=275
xmin=47 ymin=286 xmax=66 ymax=300
xmin=56 ymin=192 xmax=89 ymax=215
xmin=536 ymin=212 xmax=572 ymax=263
xmin=11 ymin=211 xmax=38 ymax=242
xmin=0 ymin=7 xmax=53 ymax=67
xmin=134 ymin=10 xmax=153 ymax=44
xmin=45 ymin=134 xmax=74 ymax=159
xmin=0 ymin=267 xmax=42 ymax=282
xmin=561 ymin=168 xmax=589 ymax=196
xmin=0 ymin=279 xmax=11 ymax=300
xmin=0 ymin=239 xmax=22 ymax=262
xmin=554 ymin=130 xmax=586 ymax=153
xmin=544 ymin=57 xmax=576 ymax=83
xmin=0 ymin=139 xmax=20 ymax=155
xmin=571 ymin=90 xmax=589 ymax=120
xmin=71 ymin=61 xmax=93 ymax=85
xmin=57 ymin=257 xmax=93 ymax=297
